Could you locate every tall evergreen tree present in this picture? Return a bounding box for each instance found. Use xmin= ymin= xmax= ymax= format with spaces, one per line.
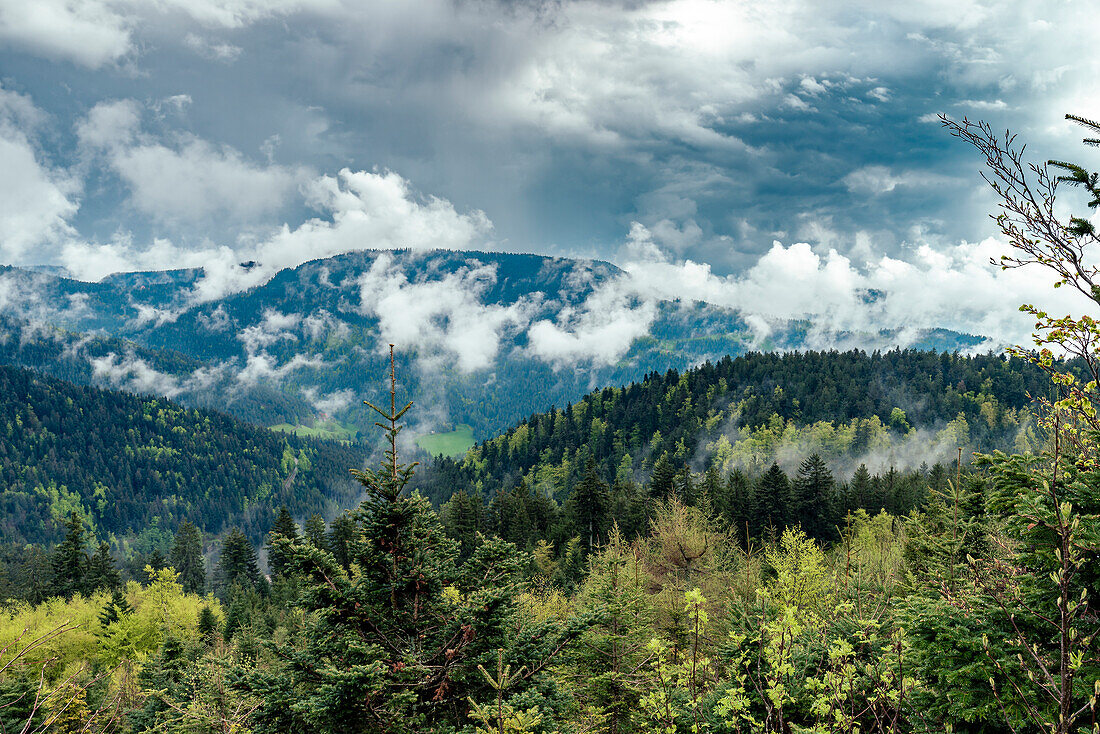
xmin=303 ymin=514 xmax=327 ymax=550
xmin=216 ymin=529 xmax=262 ymax=593
xmin=849 ymin=464 xmax=872 ymax=513
xmin=753 ymin=463 xmax=789 ymax=536
xmin=569 ymin=458 xmax=611 ymax=551
xmin=50 ymin=512 xmax=89 ymax=598
xmin=790 ymin=454 xmax=837 ymax=542
xmin=440 ymin=488 xmax=483 ymax=560
xmin=266 ymin=506 xmax=299 ymax=580
xmin=86 ymin=541 xmax=120 ymax=592
xmin=327 ymin=512 xmax=356 ymax=571
xmin=648 ymin=453 xmax=676 ymax=500
xmin=255 ymin=351 xmax=577 ymax=733
xmin=169 ymin=521 xmax=206 ymax=595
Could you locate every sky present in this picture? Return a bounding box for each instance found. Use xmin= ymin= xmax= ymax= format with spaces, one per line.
xmin=2 ymin=0 xmax=1100 ymax=345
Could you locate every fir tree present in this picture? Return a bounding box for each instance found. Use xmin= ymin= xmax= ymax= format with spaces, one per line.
xmin=441 ymin=488 xmax=484 ymax=560
xmin=753 ymin=463 xmax=789 ymax=536
xmin=49 ymin=512 xmax=89 ymax=598
xmin=569 ymin=458 xmax=611 ymax=551
xmin=86 ymin=541 xmax=120 ymax=592
xmin=266 ymin=506 xmax=299 ymax=580
xmin=648 ymin=453 xmax=676 ymax=500
xmin=327 ymin=512 xmax=356 ymax=571
xmin=216 ymin=528 xmax=262 ymax=593
xmin=98 ymin=588 xmax=133 ymax=627
xmin=303 ymin=514 xmax=327 ymax=549
xmin=790 ymin=454 xmax=837 ymax=542
xmin=169 ymin=520 xmax=206 ymax=595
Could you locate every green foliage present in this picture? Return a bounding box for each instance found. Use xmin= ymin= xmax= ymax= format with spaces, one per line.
xmin=0 ymin=364 xmax=366 ymax=547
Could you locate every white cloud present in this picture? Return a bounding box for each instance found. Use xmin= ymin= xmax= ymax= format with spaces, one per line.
xmin=179 ymin=167 xmax=494 ymax=303
xmin=0 ymin=0 xmax=133 ymax=68
xmin=184 ymin=33 xmax=241 ymax=62
xmin=90 ymin=351 xmax=228 ymax=397
xmin=356 ymin=253 xmax=534 ymax=372
xmin=302 ymin=386 xmax=355 ymax=415
xmin=527 ymin=282 xmax=657 ymax=368
xmin=0 ymin=0 xmax=333 ymax=68
xmin=842 ymin=165 xmax=956 ymax=195
xmin=614 ymin=222 xmax=1092 ymax=349
xmin=78 ymin=100 xmax=308 ymax=225
xmin=0 ymin=86 xmax=79 ymax=261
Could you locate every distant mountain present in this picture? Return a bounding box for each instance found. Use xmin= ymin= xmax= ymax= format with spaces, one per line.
xmin=0 ymin=364 xmax=365 ymax=546
xmin=0 ymin=250 xmax=986 ymax=444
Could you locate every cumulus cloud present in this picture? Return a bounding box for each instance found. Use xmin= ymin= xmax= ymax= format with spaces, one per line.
xmin=842 ymin=165 xmax=957 ymax=195
xmin=527 ymin=282 xmax=657 ymax=368
xmin=0 ymin=0 xmax=133 ymax=68
xmin=77 ymin=99 xmax=308 ymax=226
xmin=90 ymin=351 xmax=227 ymax=398
xmin=0 ymin=86 xmax=80 ymax=261
xmin=0 ymin=0 xmax=332 ymax=67
xmin=302 ymin=386 xmax=355 ymax=416
xmin=356 ymin=253 xmax=534 ymax=372
xmin=58 ymin=162 xmax=494 ymax=302
xmin=613 ymin=222 xmax=1092 ymax=350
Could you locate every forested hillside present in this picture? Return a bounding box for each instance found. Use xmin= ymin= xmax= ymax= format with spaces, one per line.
xmin=0 ymin=364 xmax=365 ymax=546
xmin=0 ymin=251 xmax=984 ymax=441
xmin=415 ymin=349 xmax=1049 ymax=505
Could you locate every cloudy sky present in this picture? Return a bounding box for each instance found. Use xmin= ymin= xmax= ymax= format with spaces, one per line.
xmin=1 ymin=0 xmax=1099 ymax=341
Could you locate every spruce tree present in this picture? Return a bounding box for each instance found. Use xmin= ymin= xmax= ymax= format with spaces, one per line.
xmin=50 ymin=512 xmax=89 ymax=598
xmin=99 ymin=588 xmax=133 ymax=627
xmin=169 ymin=521 xmax=206 ymax=595
xmin=256 ymin=350 xmax=579 ymax=732
xmin=440 ymin=488 xmax=483 ymax=560
xmin=303 ymin=514 xmax=327 ymax=550
xmin=790 ymin=454 xmax=837 ymax=542
xmin=569 ymin=458 xmax=611 ymax=551
xmin=216 ymin=528 xmax=262 ymax=593
xmin=648 ymin=452 xmax=675 ymax=499
xmin=327 ymin=512 xmax=356 ymax=571
xmin=753 ymin=463 xmax=789 ymax=535
xmin=266 ymin=506 xmax=299 ymax=580
xmin=849 ymin=464 xmax=872 ymax=512
xmin=86 ymin=541 xmax=120 ymax=592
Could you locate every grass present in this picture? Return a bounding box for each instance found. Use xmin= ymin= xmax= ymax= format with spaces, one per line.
xmin=270 ymin=420 xmax=358 ymax=442
xmin=415 ymin=424 xmax=475 ymax=458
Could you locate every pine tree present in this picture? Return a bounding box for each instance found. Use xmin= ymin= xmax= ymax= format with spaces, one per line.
xmin=648 ymin=453 xmax=676 ymax=500
xmin=197 ymin=605 xmax=218 ymax=640
xmin=266 ymin=506 xmax=299 ymax=580
xmin=441 ymin=488 xmax=484 ymax=560
xmin=849 ymin=464 xmax=872 ymax=512
xmin=790 ymin=454 xmax=837 ymax=542
xmin=86 ymin=541 xmax=120 ymax=592
xmin=255 ymin=348 xmax=578 ymax=732
xmin=303 ymin=514 xmax=327 ymax=550
xmin=327 ymin=512 xmax=356 ymax=571
xmin=99 ymin=588 xmax=133 ymax=627
xmin=571 ymin=529 xmax=652 ymax=734
xmin=50 ymin=512 xmax=89 ymax=598
xmin=569 ymin=458 xmax=611 ymax=551
xmin=169 ymin=520 xmax=206 ymax=595
xmin=753 ymin=463 xmax=789 ymax=536
xmin=216 ymin=528 xmax=262 ymax=593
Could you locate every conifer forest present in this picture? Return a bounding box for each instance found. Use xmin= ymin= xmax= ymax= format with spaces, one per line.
xmin=1 ymin=5 xmax=1099 ymax=734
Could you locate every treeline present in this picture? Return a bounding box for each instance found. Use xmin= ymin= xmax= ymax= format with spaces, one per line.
xmin=438 ymin=454 xmax=950 ymax=579
xmin=0 ymin=364 xmax=365 ymax=546
xmin=414 ymin=349 xmax=1049 ymax=504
